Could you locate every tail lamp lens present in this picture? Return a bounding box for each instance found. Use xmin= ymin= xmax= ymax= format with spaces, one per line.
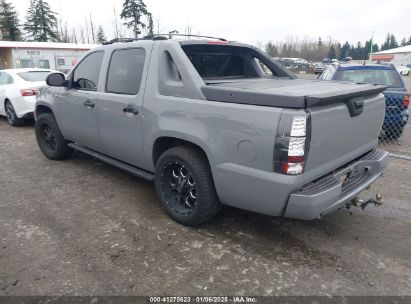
xmin=274 ymin=115 xmax=310 ymax=175
xmin=403 ymin=95 xmax=410 ymax=108
xmin=20 ymin=89 xmax=37 ymax=97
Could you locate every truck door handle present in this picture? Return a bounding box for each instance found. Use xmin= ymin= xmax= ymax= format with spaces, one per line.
xmin=123 ymin=104 xmax=139 ymax=115
xmin=83 ymin=100 xmax=95 ymax=108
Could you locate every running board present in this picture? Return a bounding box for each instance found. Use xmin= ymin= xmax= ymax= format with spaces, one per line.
xmin=68 ymin=143 xmax=154 ymax=181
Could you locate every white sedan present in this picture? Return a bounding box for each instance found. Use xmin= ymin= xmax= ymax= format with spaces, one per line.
xmin=0 ymin=68 xmax=56 ymax=126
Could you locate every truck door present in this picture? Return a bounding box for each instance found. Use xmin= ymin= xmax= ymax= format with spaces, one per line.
xmin=54 ymin=51 xmax=105 ymax=152
xmin=97 ymin=46 xmax=151 ymax=168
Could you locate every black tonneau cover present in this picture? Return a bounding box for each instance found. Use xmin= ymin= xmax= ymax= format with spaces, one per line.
xmin=202 ymin=78 xmax=386 ymax=109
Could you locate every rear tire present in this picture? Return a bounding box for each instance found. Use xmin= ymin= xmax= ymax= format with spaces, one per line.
xmin=35 ymin=113 xmax=73 ymax=160
xmin=155 ymin=146 xmax=221 ymax=226
xmin=5 ymin=100 xmax=24 ymax=127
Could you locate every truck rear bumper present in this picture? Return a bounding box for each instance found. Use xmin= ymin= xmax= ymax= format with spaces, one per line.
xmin=284 ymin=149 xmax=389 ymax=220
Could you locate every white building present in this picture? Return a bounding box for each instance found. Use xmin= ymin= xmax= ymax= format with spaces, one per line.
xmin=371 ymin=45 xmax=411 ymax=65
xmin=0 ymin=41 xmax=98 ymax=73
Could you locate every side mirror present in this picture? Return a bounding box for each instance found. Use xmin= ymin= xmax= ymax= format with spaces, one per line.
xmin=46 ymin=73 xmax=66 ymax=87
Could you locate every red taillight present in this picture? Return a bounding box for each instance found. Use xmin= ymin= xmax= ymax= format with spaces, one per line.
xmin=403 ymin=95 xmax=410 ymax=108
xmin=274 ymin=115 xmax=311 ymax=175
xmin=287 ymin=156 xmax=305 ymax=163
xmin=20 ymin=88 xmax=37 ymax=97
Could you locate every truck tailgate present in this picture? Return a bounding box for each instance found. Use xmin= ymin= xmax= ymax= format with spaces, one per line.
xmin=202 ymin=78 xmax=386 ymax=179
xmin=305 ymin=93 xmax=386 ymax=177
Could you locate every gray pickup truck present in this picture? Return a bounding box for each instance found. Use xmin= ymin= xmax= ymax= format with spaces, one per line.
xmin=35 ymin=36 xmax=389 ymax=226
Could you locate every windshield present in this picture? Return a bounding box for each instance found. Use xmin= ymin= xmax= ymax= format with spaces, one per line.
xmin=335 ymin=69 xmax=402 ymax=87
xmin=17 ymin=71 xmax=52 ymax=82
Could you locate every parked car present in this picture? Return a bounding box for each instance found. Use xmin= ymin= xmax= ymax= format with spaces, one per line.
xmin=314 ymin=63 xmax=326 ymax=74
xmin=396 ymin=65 xmax=410 ymax=76
xmin=35 ymin=37 xmax=388 ymax=226
xmin=319 ymin=63 xmax=409 ymax=139
xmin=0 ymin=68 xmax=55 ymax=126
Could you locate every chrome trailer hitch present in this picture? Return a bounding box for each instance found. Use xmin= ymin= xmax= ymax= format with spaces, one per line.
xmin=349 ymin=193 xmax=383 ymax=210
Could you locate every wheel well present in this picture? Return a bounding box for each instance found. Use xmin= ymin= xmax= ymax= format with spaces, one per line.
xmin=35 ymin=105 xmax=53 ymax=117
xmin=152 ymin=137 xmax=209 ymax=167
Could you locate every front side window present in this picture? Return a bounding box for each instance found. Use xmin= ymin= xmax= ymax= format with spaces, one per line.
xmin=72 ymin=51 xmax=104 ymax=91
xmin=106 ymin=48 xmax=146 ymax=95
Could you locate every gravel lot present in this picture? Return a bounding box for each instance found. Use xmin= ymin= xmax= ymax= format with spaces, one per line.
xmin=0 ymin=77 xmax=411 ymax=296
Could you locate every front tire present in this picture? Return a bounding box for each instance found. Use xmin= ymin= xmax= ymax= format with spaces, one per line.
xmin=5 ymin=100 xmax=24 ymax=126
xmin=35 ymin=113 xmax=73 ymax=160
xmin=155 ymin=146 xmax=221 ymax=226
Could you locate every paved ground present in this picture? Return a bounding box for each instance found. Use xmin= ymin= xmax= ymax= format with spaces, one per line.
xmin=0 ymin=115 xmax=410 ymax=296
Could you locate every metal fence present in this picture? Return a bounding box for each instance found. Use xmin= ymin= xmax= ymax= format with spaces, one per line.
xmin=377 ymin=91 xmax=411 ymax=160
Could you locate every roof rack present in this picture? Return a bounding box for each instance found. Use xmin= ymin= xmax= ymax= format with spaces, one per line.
xmin=145 ymin=34 xmax=227 ymax=41
xmin=102 ymin=37 xmax=141 ymax=45
xmin=103 ymin=34 xmax=227 ymax=45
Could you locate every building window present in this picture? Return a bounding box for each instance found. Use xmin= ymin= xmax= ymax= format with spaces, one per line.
xmin=57 ymin=58 xmax=65 ymax=66
xmin=39 ymin=60 xmax=50 ymax=69
xmin=16 ymin=59 xmax=33 ymax=68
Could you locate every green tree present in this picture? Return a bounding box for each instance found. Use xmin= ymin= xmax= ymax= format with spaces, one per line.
xmin=0 ymin=0 xmax=22 ymax=41
xmin=147 ymin=13 xmax=154 ymax=36
xmin=120 ymin=0 xmax=151 ymax=38
xmin=96 ymin=25 xmax=107 ymax=44
xmin=339 ymin=41 xmax=350 ymax=60
xmin=327 ymin=44 xmax=336 ymax=59
xmin=389 ymin=34 xmax=398 ymax=49
xmin=24 ymin=0 xmax=58 ymax=42
xmin=265 ymin=41 xmax=279 ymax=57
xmin=381 ymin=33 xmax=391 ymax=51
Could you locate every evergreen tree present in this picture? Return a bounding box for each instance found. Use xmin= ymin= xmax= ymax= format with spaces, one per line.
xmin=147 ymin=13 xmax=154 ymax=36
xmin=96 ymin=25 xmax=106 ymax=44
xmin=327 ymin=44 xmax=336 ymax=59
xmin=266 ymin=41 xmax=279 ymax=57
xmin=389 ymin=34 xmax=398 ymax=49
xmin=120 ymin=0 xmax=151 ymax=38
xmin=339 ymin=41 xmax=350 ymax=60
xmin=0 ymin=0 xmax=22 ymax=41
xmin=24 ymin=0 xmax=58 ymax=42
xmin=381 ymin=33 xmax=391 ymax=51
xmin=401 ymin=38 xmax=407 ymax=46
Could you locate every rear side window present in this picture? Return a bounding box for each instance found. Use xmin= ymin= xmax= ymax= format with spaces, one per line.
xmin=187 ymin=53 xmax=244 ymax=78
xmin=18 ymin=71 xmax=51 ymax=82
xmin=336 ymin=69 xmax=403 ymax=87
xmin=72 ymin=51 xmax=104 ymax=91
xmin=0 ymin=72 xmax=13 ymax=85
xmin=106 ymin=48 xmax=146 ymax=95
xmin=182 ymin=44 xmax=273 ymax=79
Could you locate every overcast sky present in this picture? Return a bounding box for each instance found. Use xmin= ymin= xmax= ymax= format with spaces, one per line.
xmin=13 ymin=0 xmax=411 ymax=46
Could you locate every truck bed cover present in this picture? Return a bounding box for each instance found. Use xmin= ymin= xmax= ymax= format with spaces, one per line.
xmin=202 ymin=78 xmax=386 ymax=108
